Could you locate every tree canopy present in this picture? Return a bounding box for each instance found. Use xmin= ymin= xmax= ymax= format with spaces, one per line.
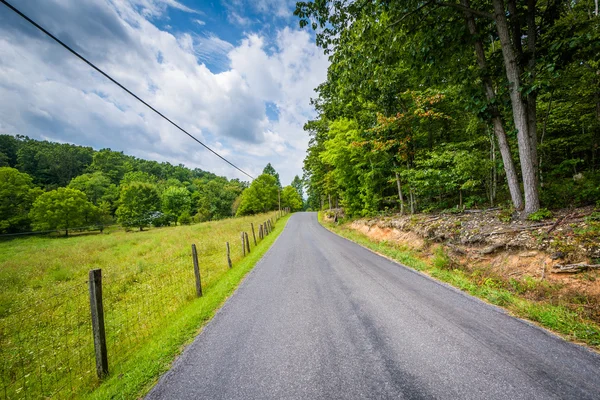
xmin=296 ymin=0 xmax=600 ymax=217
xmin=29 ymin=188 xmax=97 ymax=236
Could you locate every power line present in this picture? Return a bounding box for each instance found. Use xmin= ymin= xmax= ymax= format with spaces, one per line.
xmin=0 ymin=0 xmax=255 ymax=180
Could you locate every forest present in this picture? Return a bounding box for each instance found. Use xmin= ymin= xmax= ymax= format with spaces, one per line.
xmin=0 ymin=135 xmax=303 ymax=235
xmin=295 ymin=0 xmax=599 ymax=218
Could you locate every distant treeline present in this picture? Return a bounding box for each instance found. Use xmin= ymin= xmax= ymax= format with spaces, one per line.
xmin=0 ymin=135 xmax=303 ymax=235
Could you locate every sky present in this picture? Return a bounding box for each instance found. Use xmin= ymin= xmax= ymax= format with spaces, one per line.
xmin=0 ymin=0 xmax=329 ymax=185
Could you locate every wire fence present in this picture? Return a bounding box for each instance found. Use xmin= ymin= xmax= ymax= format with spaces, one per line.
xmin=0 ymin=210 xmax=288 ymax=399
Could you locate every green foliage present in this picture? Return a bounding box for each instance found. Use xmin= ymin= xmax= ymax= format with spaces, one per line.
xmin=161 ymin=186 xmax=191 ymax=224
xmin=0 ymin=167 xmax=42 ymax=233
xmin=236 ymin=174 xmax=279 ymax=216
xmin=432 ymin=246 xmax=452 ymax=270
xmin=88 ymin=149 xmax=132 ymax=184
xmin=527 ymin=208 xmax=553 ymax=222
xmin=16 ymin=138 xmax=93 ymax=189
xmin=296 ymin=0 xmax=600 ymax=217
xmin=116 ymin=183 xmax=161 ymax=230
xmin=67 ymin=172 xmax=115 ymax=206
xmin=262 ymin=163 xmax=281 ymax=187
xmin=29 ymin=188 xmax=97 ymax=235
xmin=290 ymin=175 xmax=304 ymax=199
xmin=177 ymin=210 xmax=192 ymax=225
xmin=281 ymin=185 xmax=303 ymax=211
xmin=0 ymin=136 xmax=249 ymax=232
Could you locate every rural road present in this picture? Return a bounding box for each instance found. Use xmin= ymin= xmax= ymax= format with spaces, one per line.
xmin=147 ymin=212 xmax=600 ymax=400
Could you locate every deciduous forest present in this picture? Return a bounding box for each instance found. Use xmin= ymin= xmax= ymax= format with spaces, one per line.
xmin=295 ymin=0 xmax=599 ymax=218
xmin=0 ymin=135 xmax=303 ymax=235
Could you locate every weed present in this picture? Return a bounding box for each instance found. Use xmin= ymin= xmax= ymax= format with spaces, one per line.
xmin=527 ymin=208 xmax=553 ymax=222
xmin=432 ymin=247 xmax=452 ymax=270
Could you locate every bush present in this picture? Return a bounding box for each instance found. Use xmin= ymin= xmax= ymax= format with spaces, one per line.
xmin=178 ymin=211 xmax=192 ymax=225
xmin=527 ymin=208 xmax=553 ymax=222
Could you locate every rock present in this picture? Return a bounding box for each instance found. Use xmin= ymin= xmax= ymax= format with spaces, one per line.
xmin=551 ymin=251 xmax=566 ymax=260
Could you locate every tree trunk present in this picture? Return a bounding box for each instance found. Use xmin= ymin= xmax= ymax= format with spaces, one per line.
xmin=526 ymin=0 xmax=539 ymax=185
xmin=395 ymin=170 xmax=405 ymax=214
xmin=462 ymin=0 xmax=524 ymax=210
xmin=328 ymin=193 xmax=332 ymax=210
xmin=459 ymin=189 xmax=463 ymax=209
xmin=492 ymin=0 xmax=540 ymax=215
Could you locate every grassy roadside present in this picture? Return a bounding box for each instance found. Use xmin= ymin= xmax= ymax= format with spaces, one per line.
xmin=318 ymin=212 xmax=600 ymax=350
xmin=87 ymin=213 xmax=291 ymax=399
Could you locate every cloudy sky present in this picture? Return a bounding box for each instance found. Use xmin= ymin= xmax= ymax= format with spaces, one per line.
xmin=0 ymin=0 xmax=328 ymax=185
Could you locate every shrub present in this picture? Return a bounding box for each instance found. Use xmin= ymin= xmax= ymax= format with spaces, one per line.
xmin=178 ymin=211 xmax=192 ymax=225
xmin=527 ymin=208 xmax=553 ymax=222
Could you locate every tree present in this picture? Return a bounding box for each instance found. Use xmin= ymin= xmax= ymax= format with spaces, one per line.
xmin=236 ymin=174 xmax=279 ymax=216
xmin=68 ymin=172 xmax=113 ymax=205
xmin=161 ymin=186 xmax=191 ymax=224
xmin=0 ymin=167 xmax=42 ymax=233
xmin=116 ymin=182 xmax=160 ymax=231
xmin=0 ymin=134 xmax=19 ymax=167
xmin=281 ymin=185 xmax=303 ymax=211
xmin=120 ymin=171 xmax=157 ymax=186
xmin=291 ymin=175 xmax=304 ymax=199
xmin=295 ymin=0 xmax=568 ymax=215
xmin=262 ymin=163 xmax=281 ymax=187
xmin=16 ymin=138 xmax=93 ymax=188
xmin=29 ymin=188 xmax=97 ymax=236
xmin=88 ymin=149 xmax=132 ymax=184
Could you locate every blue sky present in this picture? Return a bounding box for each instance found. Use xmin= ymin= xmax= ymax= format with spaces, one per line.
xmin=0 ymin=0 xmax=328 ymax=184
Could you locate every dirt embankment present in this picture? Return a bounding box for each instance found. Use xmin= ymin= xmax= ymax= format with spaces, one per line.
xmin=328 ymin=207 xmax=600 ymax=308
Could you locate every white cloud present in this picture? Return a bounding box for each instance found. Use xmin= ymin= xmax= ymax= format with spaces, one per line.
xmin=193 ymin=19 xmax=205 ymax=26
xmin=0 ymin=0 xmax=328 ymax=185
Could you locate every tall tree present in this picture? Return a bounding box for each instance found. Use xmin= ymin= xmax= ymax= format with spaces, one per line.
xmin=291 ymin=175 xmax=304 ymax=199
xmin=0 ymin=167 xmax=42 ymax=233
xmin=236 ymin=174 xmax=279 ymax=216
xmin=29 ymin=188 xmax=97 ymax=236
xmin=262 ymin=163 xmax=281 ymax=187
xmin=116 ymin=182 xmax=160 ymax=231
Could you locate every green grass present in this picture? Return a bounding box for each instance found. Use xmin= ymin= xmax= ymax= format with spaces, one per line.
xmin=0 ymin=212 xmax=288 ymax=399
xmin=320 ymin=213 xmax=600 ymax=349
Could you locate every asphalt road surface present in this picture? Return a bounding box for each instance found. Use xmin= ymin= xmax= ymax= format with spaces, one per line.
xmin=147 ymin=212 xmax=600 ymax=400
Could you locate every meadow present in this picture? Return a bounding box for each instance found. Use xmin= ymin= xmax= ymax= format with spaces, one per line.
xmin=0 ymin=211 xmax=285 ymax=399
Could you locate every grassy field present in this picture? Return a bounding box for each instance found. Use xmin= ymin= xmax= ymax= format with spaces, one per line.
xmin=319 ymin=213 xmax=600 ymax=350
xmin=0 ymin=211 xmax=287 ymax=399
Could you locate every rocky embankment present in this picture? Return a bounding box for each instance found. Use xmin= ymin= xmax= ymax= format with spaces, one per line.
xmin=327 ymin=206 xmax=600 ymax=302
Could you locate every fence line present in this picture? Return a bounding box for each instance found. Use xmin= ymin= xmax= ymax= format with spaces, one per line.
xmin=0 ymin=210 xmax=287 ymax=399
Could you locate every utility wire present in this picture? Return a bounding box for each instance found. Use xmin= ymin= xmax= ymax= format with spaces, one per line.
xmin=0 ymin=0 xmax=255 ymax=180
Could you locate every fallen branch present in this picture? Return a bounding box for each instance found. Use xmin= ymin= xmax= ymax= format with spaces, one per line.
xmin=552 ymin=263 xmax=600 ymax=273
xmin=547 ymin=213 xmax=571 ymax=234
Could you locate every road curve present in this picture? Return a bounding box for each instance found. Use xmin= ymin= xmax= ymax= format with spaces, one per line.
xmin=147 ymin=212 xmax=600 ymax=400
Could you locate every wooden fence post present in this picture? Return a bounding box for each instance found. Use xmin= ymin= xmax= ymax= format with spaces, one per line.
xmin=226 ymin=242 xmax=232 ymax=268
xmin=244 ymin=232 xmax=251 ymax=254
xmin=241 ymin=232 xmax=246 ymax=257
xmin=251 ymin=223 xmax=257 ymax=246
xmin=88 ymin=269 xmax=108 ymax=379
xmin=192 ymin=244 xmax=203 ymax=297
